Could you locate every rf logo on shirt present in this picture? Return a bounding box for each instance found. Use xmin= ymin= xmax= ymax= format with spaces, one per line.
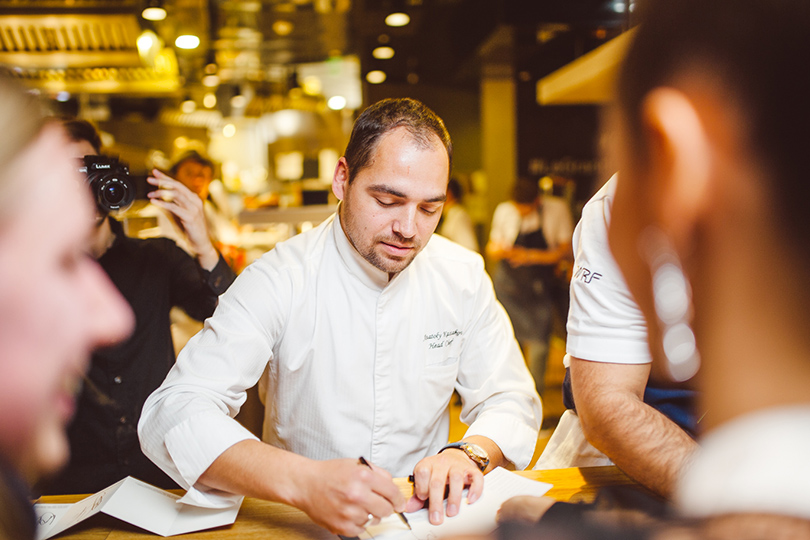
xmin=573 ymin=265 xmax=603 ymax=284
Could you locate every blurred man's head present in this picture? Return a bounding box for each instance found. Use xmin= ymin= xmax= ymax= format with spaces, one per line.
xmin=170 ymin=150 xmax=214 ymax=200
xmin=0 ymin=80 xmax=133 ymax=481
xmin=511 ymin=177 xmax=540 ymax=217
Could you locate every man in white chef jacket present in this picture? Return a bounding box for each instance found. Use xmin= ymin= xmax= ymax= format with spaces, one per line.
xmin=139 ymin=98 xmax=542 ymax=536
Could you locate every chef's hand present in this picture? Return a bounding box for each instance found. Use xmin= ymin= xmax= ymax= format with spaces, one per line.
xmin=295 ymin=458 xmax=406 ymax=536
xmin=147 ymin=169 xmax=219 ymax=270
xmin=406 ymin=448 xmax=483 ymax=525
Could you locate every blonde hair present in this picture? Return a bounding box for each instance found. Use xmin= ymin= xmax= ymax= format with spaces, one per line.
xmin=0 ymin=76 xmax=45 ymax=222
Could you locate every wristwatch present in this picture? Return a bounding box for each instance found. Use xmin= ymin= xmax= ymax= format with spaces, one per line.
xmin=438 ymin=442 xmax=490 ymax=472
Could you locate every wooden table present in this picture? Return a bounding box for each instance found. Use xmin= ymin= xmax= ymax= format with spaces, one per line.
xmin=38 ymin=466 xmax=637 ymax=540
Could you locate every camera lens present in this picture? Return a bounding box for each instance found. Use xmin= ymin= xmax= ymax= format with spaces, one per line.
xmin=97 ymin=177 xmax=133 ymax=210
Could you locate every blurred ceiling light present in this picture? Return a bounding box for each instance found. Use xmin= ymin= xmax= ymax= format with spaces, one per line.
xmin=203 ymin=92 xmax=217 ymax=108
xmin=175 ymin=35 xmax=200 ymax=50
xmin=372 ymin=46 xmax=395 ymax=59
xmin=273 ymin=109 xmax=302 ymax=137
xmin=142 ymin=0 xmax=166 ymax=21
xmin=223 ymin=123 xmax=237 ymax=138
xmin=272 ymin=20 xmax=294 ymax=36
xmin=55 ymin=91 xmax=71 ymax=102
xmin=327 ymin=95 xmax=347 ymax=110
xmin=230 ymin=94 xmax=247 ymax=108
xmin=136 ymin=30 xmax=157 ymax=56
xmin=202 ymin=74 xmax=220 ymax=87
xmin=204 ymin=63 xmax=218 ymax=74
xmin=302 ymin=75 xmax=322 ymax=96
xmin=385 ymin=12 xmax=410 ymax=27
xmin=181 ymin=99 xmax=196 ymax=114
xmin=366 ymin=70 xmax=387 ymax=84
xmin=611 ymin=1 xmax=626 ymax=12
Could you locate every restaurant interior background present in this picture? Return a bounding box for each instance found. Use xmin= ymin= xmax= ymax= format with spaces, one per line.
xmin=0 ymin=0 xmax=634 ymax=438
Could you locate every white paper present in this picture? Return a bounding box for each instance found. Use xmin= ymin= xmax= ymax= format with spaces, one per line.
xmin=34 ymin=477 xmax=242 ymax=539
xmin=359 ymin=467 xmax=552 ymax=540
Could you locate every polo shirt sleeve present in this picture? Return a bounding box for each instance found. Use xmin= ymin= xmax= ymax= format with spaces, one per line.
xmin=565 ymin=177 xmax=652 ymax=365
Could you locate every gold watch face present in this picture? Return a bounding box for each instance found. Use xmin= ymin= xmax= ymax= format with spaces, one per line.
xmin=465 ymin=443 xmax=488 ymax=461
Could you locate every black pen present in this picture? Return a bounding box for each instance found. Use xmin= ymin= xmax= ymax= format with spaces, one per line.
xmin=358 ymin=456 xmax=411 ymax=530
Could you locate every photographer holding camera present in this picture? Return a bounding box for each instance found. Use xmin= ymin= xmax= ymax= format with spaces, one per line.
xmin=40 ymin=119 xmax=235 ymax=494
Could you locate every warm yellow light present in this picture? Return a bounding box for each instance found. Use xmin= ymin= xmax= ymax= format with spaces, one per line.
xmin=327 ymin=95 xmax=347 ymax=110
xmin=175 ymin=35 xmax=200 ymax=50
xmin=202 ymin=75 xmax=220 ymax=87
xmin=203 ymin=92 xmax=217 ymax=108
xmin=142 ymin=7 xmax=167 ymax=21
xmin=272 ymin=20 xmax=294 ymax=36
xmin=385 ymin=12 xmax=410 ymax=27
xmin=230 ymin=94 xmax=247 ymax=108
xmin=302 ymin=76 xmax=322 ymax=96
xmin=180 ymin=100 xmax=196 ymax=114
xmin=372 ymin=46 xmax=395 ymax=59
xmin=366 ymin=70 xmax=386 ymax=84
xmin=137 ymin=31 xmax=156 ymax=56
xmin=223 ymin=123 xmax=236 ymax=138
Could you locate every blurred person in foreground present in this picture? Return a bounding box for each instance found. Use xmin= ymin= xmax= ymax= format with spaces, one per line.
xmin=495 ymin=0 xmax=810 ymax=538
xmin=0 ymin=77 xmax=132 ymax=539
xmin=532 ymin=173 xmax=699 ymax=500
xmin=40 ymin=119 xmax=235 ymax=494
xmin=438 ymin=177 xmax=479 ymax=252
xmin=487 ymin=177 xmax=573 ymax=396
xmin=139 ymin=98 xmax=542 ymax=536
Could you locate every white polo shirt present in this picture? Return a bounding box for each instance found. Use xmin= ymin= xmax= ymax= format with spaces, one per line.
xmin=565 ymin=175 xmax=651 ymax=367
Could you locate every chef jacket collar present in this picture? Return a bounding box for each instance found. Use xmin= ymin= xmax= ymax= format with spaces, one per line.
xmin=332 ymin=206 xmax=390 ymax=291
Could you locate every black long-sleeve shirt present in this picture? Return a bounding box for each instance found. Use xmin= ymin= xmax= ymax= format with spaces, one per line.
xmin=43 ymin=218 xmax=235 ymax=494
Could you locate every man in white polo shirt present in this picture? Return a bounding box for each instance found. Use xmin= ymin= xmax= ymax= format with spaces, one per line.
xmin=139 ymin=98 xmax=542 ymax=536
xmin=534 ymin=174 xmax=698 ymax=499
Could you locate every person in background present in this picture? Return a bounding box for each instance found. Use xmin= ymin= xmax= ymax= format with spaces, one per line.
xmin=438 ymin=177 xmax=479 ymax=252
xmin=0 ymin=77 xmax=132 ymax=539
xmin=532 ymin=173 xmax=698 ymax=501
xmin=498 ymin=0 xmax=810 ymax=537
xmin=139 ymin=98 xmax=542 ymax=536
xmin=487 ymin=177 xmax=573 ymax=396
xmin=40 ymin=119 xmax=236 ymax=494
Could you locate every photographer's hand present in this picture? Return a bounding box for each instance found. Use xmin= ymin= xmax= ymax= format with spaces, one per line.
xmin=147 ymin=169 xmax=220 ymax=270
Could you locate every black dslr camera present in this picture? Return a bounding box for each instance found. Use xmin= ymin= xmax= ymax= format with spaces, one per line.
xmin=80 ymin=155 xmax=156 ymax=213
xmin=80 ymin=155 xmax=137 ymax=213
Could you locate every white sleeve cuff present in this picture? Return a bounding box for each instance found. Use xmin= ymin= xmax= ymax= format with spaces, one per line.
xmin=165 ymin=411 xmax=259 ymax=500
xmin=464 ymin=410 xmax=541 ymax=470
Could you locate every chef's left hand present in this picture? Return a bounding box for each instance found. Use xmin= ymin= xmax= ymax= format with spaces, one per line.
xmin=406 ymin=448 xmax=484 ymax=525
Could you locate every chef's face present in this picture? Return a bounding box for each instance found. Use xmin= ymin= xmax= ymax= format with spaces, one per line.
xmin=334 ymin=127 xmax=448 ymax=276
xmin=0 ymin=126 xmax=133 ymax=479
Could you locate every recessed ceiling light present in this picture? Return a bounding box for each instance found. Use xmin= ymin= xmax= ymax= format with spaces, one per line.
xmin=175 ymin=35 xmax=200 ymax=49
xmin=366 ymin=70 xmax=387 ymax=84
xmin=142 ymin=7 xmax=167 ymax=21
xmin=385 ymin=12 xmax=410 ymax=27
xmin=203 ymin=92 xmax=217 ymax=108
xmin=372 ymin=46 xmax=395 ymax=59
